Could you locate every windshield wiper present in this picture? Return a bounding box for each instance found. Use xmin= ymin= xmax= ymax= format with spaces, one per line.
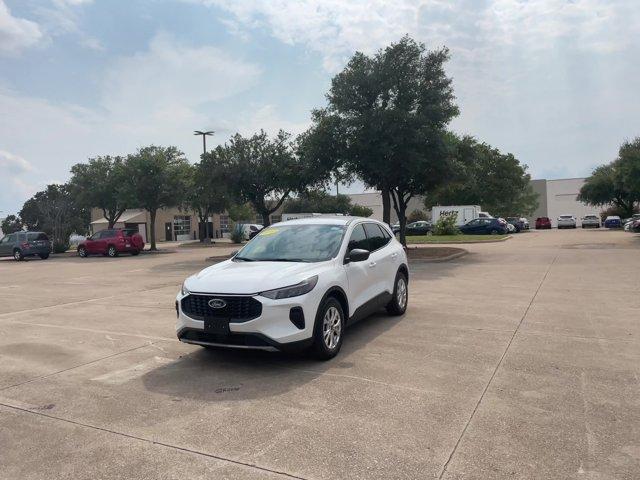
xmin=263 ymin=258 xmax=311 ymax=262
xmin=234 ymin=256 xmax=255 ymax=262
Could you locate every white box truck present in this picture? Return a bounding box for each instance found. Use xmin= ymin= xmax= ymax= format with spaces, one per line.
xmin=431 ymin=205 xmax=482 ymax=226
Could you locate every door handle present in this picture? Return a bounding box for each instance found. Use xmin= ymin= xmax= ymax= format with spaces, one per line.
xmin=391 ymin=253 xmax=398 ymax=258
xmin=368 ymin=261 xmax=377 ymax=268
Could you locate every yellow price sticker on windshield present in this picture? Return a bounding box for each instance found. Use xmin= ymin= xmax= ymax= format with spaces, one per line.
xmin=259 ymin=228 xmax=279 ymax=236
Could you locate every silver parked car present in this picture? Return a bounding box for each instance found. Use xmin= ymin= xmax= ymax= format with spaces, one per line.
xmin=581 ymin=214 xmax=600 ymax=228
xmin=557 ymin=214 xmax=577 ymax=229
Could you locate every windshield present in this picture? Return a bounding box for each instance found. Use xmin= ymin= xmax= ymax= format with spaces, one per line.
xmin=235 ymin=224 xmax=346 ymax=262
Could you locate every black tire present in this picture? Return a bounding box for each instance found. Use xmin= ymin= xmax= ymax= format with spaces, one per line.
xmin=490 ymin=229 xmax=499 ymax=235
xmin=131 ymin=249 xmax=140 ymax=256
xmin=107 ymin=245 xmax=118 ymax=257
xmin=387 ymin=271 xmax=408 ymax=316
xmin=78 ymin=246 xmax=87 ymax=258
xmin=311 ymin=297 xmax=345 ymax=360
xmin=39 ymin=254 xmax=49 ymax=260
xmin=13 ymin=249 xmax=24 ymax=261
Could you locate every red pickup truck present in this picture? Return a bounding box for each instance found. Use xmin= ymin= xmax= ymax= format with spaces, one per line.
xmin=77 ymin=228 xmax=145 ymax=258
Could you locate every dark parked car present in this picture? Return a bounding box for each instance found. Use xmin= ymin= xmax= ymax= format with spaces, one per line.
xmin=0 ymin=231 xmax=51 ymax=261
xmin=505 ymin=217 xmax=527 ymax=232
xmin=631 ymin=220 xmax=640 ymax=233
xmin=77 ymin=228 xmax=145 ymax=257
xmin=604 ymin=216 xmax=622 ymax=229
xmin=535 ymin=217 xmax=552 ymax=229
xmin=404 ymin=221 xmax=433 ymax=236
xmin=459 ymin=218 xmax=508 ymax=235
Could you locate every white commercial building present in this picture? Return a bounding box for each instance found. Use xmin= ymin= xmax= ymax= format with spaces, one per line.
xmin=346 ymin=192 xmax=427 ymax=223
xmin=530 ymin=178 xmax=604 ymax=227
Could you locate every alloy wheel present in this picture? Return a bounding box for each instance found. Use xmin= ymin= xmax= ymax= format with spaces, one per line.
xmin=396 ymin=277 xmax=407 ymax=310
xmin=322 ymin=306 xmax=342 ymax=350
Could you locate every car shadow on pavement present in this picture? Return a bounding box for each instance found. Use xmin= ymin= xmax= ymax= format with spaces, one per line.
xmin=141 ymin=310 xmax=404 ymax=403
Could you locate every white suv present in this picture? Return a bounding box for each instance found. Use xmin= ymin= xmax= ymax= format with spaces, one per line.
xmin=176 ymin=217 xmax=409 ymax=360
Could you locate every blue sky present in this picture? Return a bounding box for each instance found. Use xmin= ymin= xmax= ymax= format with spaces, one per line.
xmin=1 ymin=0 xmax=639 ymax=215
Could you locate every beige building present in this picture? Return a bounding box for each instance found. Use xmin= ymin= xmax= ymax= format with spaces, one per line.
xmin=90 ymin=208 xmax=283 ymax=243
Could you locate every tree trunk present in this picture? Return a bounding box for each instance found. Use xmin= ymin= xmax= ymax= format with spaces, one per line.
xmin=390 ymin=189 xmax=409 ymax=247
xmin=261 ymin=212 xmax=271 ymax=227
xmin=382 ymin=186 xmax=391 ymax=225
xmin=149 ymin=209 xmax=157 ymax=251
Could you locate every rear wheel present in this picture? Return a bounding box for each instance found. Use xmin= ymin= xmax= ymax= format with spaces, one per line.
xmin=107 ymin=245 xmax=118 ymax=257
xmin=131 ymin=249 xmax=140 ymax=256
xmin=78 ymin=246 xmax=87 ymax=257
xmin=311 ymin=297 xmax=345 ymax=360
xmin=386 ymin=271 xmax=408 ymax=316
xmin=13 ymin=249 xmax=24 ymax=261
xmin=490 ymin=229 xmax=499 ymax=235
xmin=39 ymin=253 xmax=49 ymax=260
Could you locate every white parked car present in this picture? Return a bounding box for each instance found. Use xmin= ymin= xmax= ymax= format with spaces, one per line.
xmin=176 ymin=217 xmax=409 ymax=360
xmin=557 ymin=214 xmax=577 ymax=229
xmin=581 ymin=214 xmax=600 ymax=228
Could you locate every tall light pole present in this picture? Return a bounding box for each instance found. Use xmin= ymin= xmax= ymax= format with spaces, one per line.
xmin=193 ymin=130 xmax=215 ymax=243
xmin=194 ymin=130 xmax=214 ymax=156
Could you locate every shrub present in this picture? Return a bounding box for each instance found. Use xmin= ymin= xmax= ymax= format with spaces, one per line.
xmin=407 ymin=209 xmax=428 ymax=223
xmin=433 ymin=214 xmax=460 ymax=236
xmin=230 ymin=224 xmax=245 ymax=244
xmin=52 ymin=241 xmax=70 ymax=254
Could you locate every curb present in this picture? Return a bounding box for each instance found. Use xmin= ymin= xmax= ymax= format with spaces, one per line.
xmin=408 ymin=250 xmax=468 ymax=263
xmin=410 ymin=235 xmax=512 ymax=245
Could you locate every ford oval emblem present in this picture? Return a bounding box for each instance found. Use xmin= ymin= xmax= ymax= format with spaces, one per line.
xmin=208 ymin=298 xmax=227 ymax=309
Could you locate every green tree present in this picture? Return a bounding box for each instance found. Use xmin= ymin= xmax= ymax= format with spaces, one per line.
xmin=427 ymin=135 xmax=539 ymax=217
xmin=1 ymin=215 xmax=23 ymax=234
xmin=19 ymin=184 xmax=89 ymax=251
xmin=210 ymin=131 xmax=327 ymax=227
xmin=187 ymin=158 xmax=229 ymax=243
xmin=578 ymin=141 xmax=640 ymax=219
xmin=283 ymin=191 xmax=371 ymax=217
xmin=68 ymin=156 xmax=128 ymax=228
xmin=122 ymin=146 xmax=190 ymax=250
xmin=308 ymin=36 xmax=459 ymax=245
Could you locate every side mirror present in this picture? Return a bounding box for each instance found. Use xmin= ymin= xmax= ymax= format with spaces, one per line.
xmin=346 ymin=248 xmax=370 ymax=263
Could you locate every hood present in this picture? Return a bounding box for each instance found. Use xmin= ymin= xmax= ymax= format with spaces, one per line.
xmin=185 ymin=259 xmax=329 ymax=295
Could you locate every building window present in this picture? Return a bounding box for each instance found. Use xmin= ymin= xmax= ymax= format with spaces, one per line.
xmin=173 ymin=215 xmax=191 ymax=237
xmin=219 ymin=214 xmax=230 ymax=232
xmin=270 ymin=214 xmax=282 ymax=224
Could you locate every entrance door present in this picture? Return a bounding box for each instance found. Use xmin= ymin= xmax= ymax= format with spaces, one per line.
xmin=165 ymin=222 xmax=172 ymax=241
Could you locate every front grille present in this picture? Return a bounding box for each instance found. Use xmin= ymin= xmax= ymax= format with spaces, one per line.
xmin=181 ymin=294 xmax=262 ymax=322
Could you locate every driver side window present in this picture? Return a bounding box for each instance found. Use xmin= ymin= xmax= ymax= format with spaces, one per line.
xmin=347 ymin=224 xmax=368 ymax=251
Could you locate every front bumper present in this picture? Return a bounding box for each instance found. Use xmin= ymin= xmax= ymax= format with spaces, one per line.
xmin=175 ymin=292 xmax=320 ymax=352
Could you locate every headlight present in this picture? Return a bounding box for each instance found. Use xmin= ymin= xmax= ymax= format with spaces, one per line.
xmin=181 ymin=282 xmax=190 ymax=296
xmin=259 ymin=275 xmax=318 ymax=300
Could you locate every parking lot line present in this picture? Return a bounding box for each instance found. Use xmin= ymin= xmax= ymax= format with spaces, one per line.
xmin=438 ymin=253 xmax=559 ymax=479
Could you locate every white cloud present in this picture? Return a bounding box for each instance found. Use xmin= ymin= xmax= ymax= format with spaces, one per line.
xmin=0 ymin=0 xmax=42 ymax=56
xmin=0 ymin=33 xmax=264 ymax=212
xmin=0 ymin=150 xmax=36 ymax=174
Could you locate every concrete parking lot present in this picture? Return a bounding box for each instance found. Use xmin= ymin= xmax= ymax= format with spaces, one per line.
xmin=1 ymin=229 xmax=639 ymax=479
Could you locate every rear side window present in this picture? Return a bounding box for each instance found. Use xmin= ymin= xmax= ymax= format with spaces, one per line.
xmin=102 ymin=230 xmax=116 ymax=238
xmin=17 ymin=232 xmax=26 ymax=242
xmin=364 ymin=223 xmax=389 ymax=251
xmin=347 ymin=224 xmax=368 ymax=251
xmin=122 ymin=229 xmax=137 ymax=237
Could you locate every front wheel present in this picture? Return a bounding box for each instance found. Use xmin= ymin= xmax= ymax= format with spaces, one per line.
xmin=39 ymin=254 xmax=49 ymax=260
xmin=13 ymin=249 xmax=24 ymax=261
xmin=78 ymin=246 xmax=87 ymax=258
xmin=312 ymin=297 xmax=345 ymax=360
xmin=490 ymin=229 xmax=499 ymax=235
xmin=107 ymin=245 xmax=118 ymax=257
xmin=386 ymin=271 xmax=408 ymax=316
xmin=131 ymin=249 xmax=140 ymax=256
